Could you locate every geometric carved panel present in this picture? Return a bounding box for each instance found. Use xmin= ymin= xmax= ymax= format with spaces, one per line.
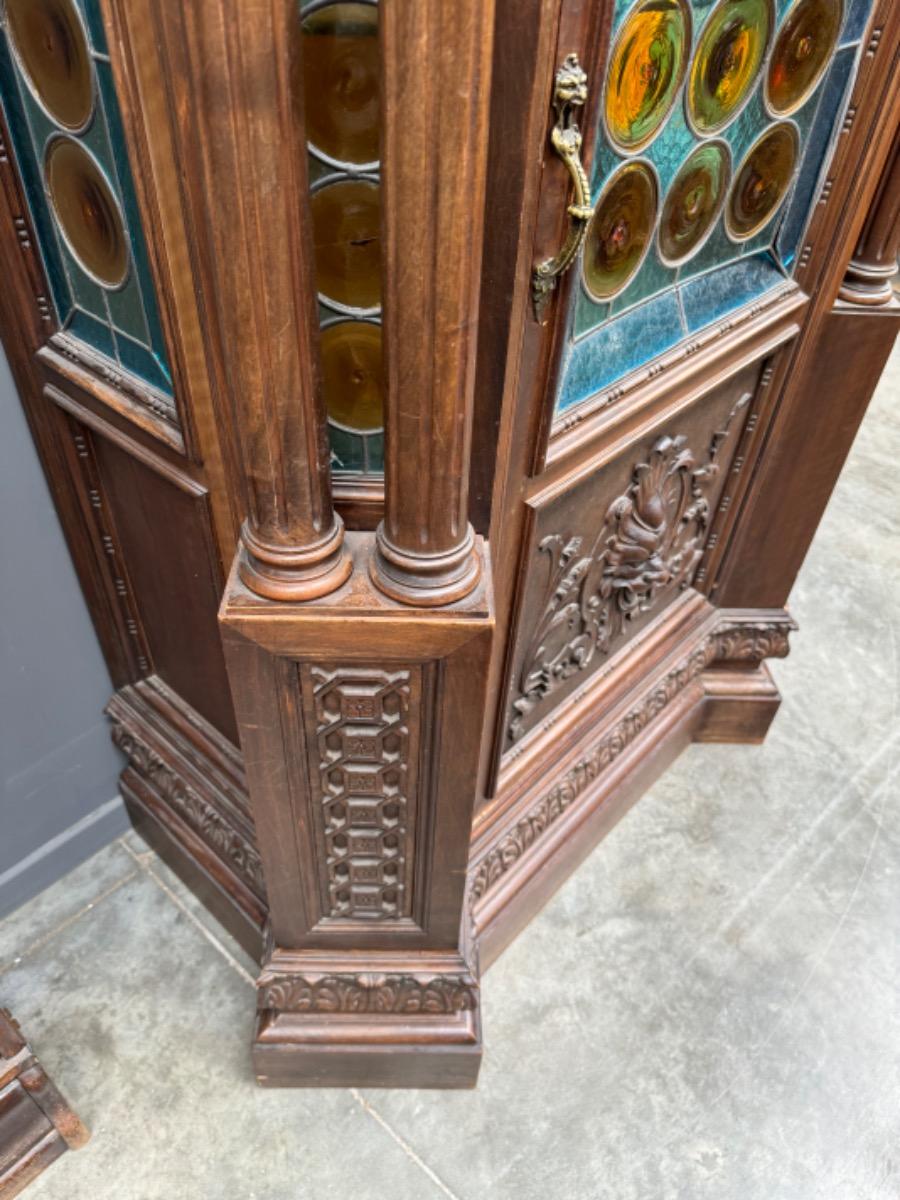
xmin=300 ymin=665 xmax=421 ymax=922
xmin=505 ymin=362 xmax=762 ymax=747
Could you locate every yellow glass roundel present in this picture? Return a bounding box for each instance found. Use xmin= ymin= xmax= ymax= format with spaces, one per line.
xmin=310 ymin=178 xmax=381 ymax=310
xmin=5 ymin=0 xmax=93 ymax=131
xmin=766 ymin=0 xmax=843 ymax=116
xmin=302 ymin=2 xmax=379 ymax=166
xmin=605 ymin=0 xmax=691 ymax=152
xmin=44 ymin=137 xmax=129 ymax=287
xmin=583 ymin=161 xmax=658 ymax=301
xmin=320 ymin=321 xmax=383 ymax=432
xmin=688 ymin=0 xmax=772 ymax=134
xmin=726 ymin=121 xmax=798 ymax=239
xmin=658 ymin=140 xmax=730 ymax=263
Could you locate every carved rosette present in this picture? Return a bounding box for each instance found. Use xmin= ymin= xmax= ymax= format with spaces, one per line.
xmin=110 ymin=720 xmax=266 ymax=896
xmin=305 ymin=666 xmax=418 ymax=921
xmin=509 ymin=404 xmax=747 ymax=742
xmin=258 ymin=973 xmax=477 ymax=1015
xmin=474 ymin=617 xmax=793 ymax=904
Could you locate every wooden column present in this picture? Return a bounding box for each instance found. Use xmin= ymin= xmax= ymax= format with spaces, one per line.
xmin=164 ymin=0 xmax=350 ymax=601
xmin=839 ymin=124 xmax=900 ymax=306
xmin=370 ymin=0 xmax=495 ymax=606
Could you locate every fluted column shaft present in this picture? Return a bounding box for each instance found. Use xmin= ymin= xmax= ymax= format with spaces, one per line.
xmin=171 ymin=0 xmax=350 ymax=600
xmin=840 ymin=124 xmax=900 ymax=307
xmin=370 ymin=0 xmax=495 ymax=606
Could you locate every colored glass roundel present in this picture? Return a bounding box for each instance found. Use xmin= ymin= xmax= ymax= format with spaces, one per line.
xmin=301 ymin=2 xmax=379 ymax=166
xmin=310 ymin=178 xmax=381 ymax=310
xmin=767 ymin=0 xmax=843 ymax=116
xmin=658 ymin=140 xmax=730 ymax=263
xmin=688 ymin=0 xmax=772 ymax=134
xmin=5 ymin=0 xmax=93 ymax=130
xmin=727 ymin=121 xmax=798 ymax=239
xmin=583 ymin=161 xmax=658 ymax=301
xmin=320 ymin=321 xmax=383 ymax=431
xmin=44 ymin=137 xmax=129 ymax=287
xmin=604 ymin=0 xmax=691 ymax=152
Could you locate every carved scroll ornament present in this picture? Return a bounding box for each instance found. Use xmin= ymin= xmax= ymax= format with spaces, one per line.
xmin=510 ymin=407 xmax=746 ymax=741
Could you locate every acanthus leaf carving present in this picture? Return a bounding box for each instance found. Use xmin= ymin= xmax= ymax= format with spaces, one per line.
xmin=510 ymin=404 xmax=747 ymax=742
xmin=110 ymin=720 xmax=266 ymax=897
xmin=258 ymin=973 xmax=477 ymax=1015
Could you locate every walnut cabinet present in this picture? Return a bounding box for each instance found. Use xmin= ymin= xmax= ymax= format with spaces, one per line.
xmin=0 ymin=0 xmax=897 ymax=1087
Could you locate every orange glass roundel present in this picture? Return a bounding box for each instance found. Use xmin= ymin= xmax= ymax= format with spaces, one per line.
xmin=605 ymin=0 xmax=692 ymax=152
xmin=583 ymin=161 xmax=658 ymax=301
xmin=44 ymin=137 xmax=129 ymax=287
xmin=766 ymin=0 xmax=842 ymax=116
xmin=6 ymin=0 xmax=93 ymax=130
xmin=688 ymin=0 xmax=772 ymax=134
xmin=658 ymin=140 xmax=730 ymax=263
xmin=320 ymin=321 xmax=383 ymax=432
xmin=301 ymin=2 xmax=379 ymax=166
xmin=310 ymin=178 xmax=381 ymax=310
xmin=726 ymin=121 xmax=798 ymax=239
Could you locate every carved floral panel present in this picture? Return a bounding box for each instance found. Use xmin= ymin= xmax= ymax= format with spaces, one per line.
xmin=505 ymin=363 xmax=760 ymax=746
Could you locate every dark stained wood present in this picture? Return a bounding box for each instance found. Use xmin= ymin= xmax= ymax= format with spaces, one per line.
xmin=0 ymin=0 xmax=897 ymax=1091
xmin=0 ymin=1009 xmax=88 ymax=1199
xmin=370 ymin=0 xmax=495 ymax=605
xmin=839 ymin=123 xmax=900 ymax=306
xmin=155 ymin=0 xmax=351 ymax=602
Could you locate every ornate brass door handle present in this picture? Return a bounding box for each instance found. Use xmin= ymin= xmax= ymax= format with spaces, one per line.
xmin=532 ymin=54 xmax=593 ymax=323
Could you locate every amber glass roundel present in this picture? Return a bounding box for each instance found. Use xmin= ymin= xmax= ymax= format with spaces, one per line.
xmin=302 ymin=2 xmax=379 ymax=166
xmin=310 ymin=178 xmax=380 ymax=310
xmin=5 ymin=0 xmax=93 ymax=130
xmin=726 ymin=121 xmax=798 ymax=239
xmin=321 ymin=321 xmax=383 ymax=431
xmin=44 ymin=137 xmax=129 ymax=287
xmin=604 ymin=0 xmax=691 ymax=152
xmin=583 ymin=161 xmax=658 ymax=301
xmin=688 ymin=0 xmax=772 ymax=134
xmin=658 ymin=141 xmax=730 ymax=263
xmin=766 ymin=0 xmax=842 ymax=116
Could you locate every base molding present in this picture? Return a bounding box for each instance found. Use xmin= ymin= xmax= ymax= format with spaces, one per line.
xmin=106 ymin=676 xmax=266 ymax=960
xmin=471 ymin=607 xmax=794 ymax=969
xmin=254 ymin=949 xmax=481 ymax=1088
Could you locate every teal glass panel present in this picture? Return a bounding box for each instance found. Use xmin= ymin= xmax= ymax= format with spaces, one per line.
xmin=0 ymin=0 xmax=173 ymax=400
xmin=555 ymin=0 xmax=874 ymax=417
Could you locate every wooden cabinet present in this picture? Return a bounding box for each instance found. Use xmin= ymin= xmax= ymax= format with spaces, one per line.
xmin=0 ymin=0 xmax=897 ymax=1088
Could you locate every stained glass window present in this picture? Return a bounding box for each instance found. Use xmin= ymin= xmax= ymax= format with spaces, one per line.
xmin=556 ymin=0 xmax=873 ymax=415
xmin=301 ymin=0 xmax=383 ymax=479
xmin=0 ymin=0 xmax=173 ymax=399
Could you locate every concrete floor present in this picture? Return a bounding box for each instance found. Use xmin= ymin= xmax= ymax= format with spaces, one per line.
xmin=2 ymin=343 xmax=898 ymax=1200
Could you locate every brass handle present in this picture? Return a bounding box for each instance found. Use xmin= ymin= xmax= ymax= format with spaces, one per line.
xmin=532 ymin=54 xmax=593 ymax=323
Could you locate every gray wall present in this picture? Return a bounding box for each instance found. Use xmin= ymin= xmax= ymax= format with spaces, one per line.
xmin=0 ymin=345 xmax=126 ymax=917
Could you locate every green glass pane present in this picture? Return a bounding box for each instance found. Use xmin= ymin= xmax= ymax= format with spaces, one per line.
xmin=583 ymin=161 xmax=658 ymax=301
xmin=658 ymin=140 xmax=730 ymax=263
xmin=688 ymin=0 xmax=773 ymax=134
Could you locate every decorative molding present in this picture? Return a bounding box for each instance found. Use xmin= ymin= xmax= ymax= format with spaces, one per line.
xmin=510 ymin=401 xmax=747 ymax=741
xmin=49 ymin=333 xmax=179 ymax=426
xmin=259 ymin=973 xmax=477 ymax=1015
xmin=69 ymin=423 xmax=151 ymax=677
xmin=306 ymin=666 xmax=418 ymax=921
xmin=110 ymin=719 xmax=266 ymax=896
xmin=551 ymin=282 xmax=797 ymax=440
xmin=474 ymin=617 xmax=793 ymax=903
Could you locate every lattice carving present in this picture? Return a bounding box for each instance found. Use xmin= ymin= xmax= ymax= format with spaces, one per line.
xmin=308 ymin=666 xmax=418 ymax=920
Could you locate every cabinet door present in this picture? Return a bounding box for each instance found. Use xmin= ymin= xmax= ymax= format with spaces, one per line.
xmin=479 ymin=0 xmax=894 ymax=790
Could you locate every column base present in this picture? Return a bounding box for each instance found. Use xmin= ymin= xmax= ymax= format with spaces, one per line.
xmin=239 ymin=519 xmax=352 ymax=602
xmin=253 ymin=950 xmax=482 ymax=1089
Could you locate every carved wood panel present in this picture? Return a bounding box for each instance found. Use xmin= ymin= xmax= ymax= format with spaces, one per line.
xmin=299 ymin=664 xmax=423 ymax=924
xmin=504 ymin=362 xmax=763 ymax=747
